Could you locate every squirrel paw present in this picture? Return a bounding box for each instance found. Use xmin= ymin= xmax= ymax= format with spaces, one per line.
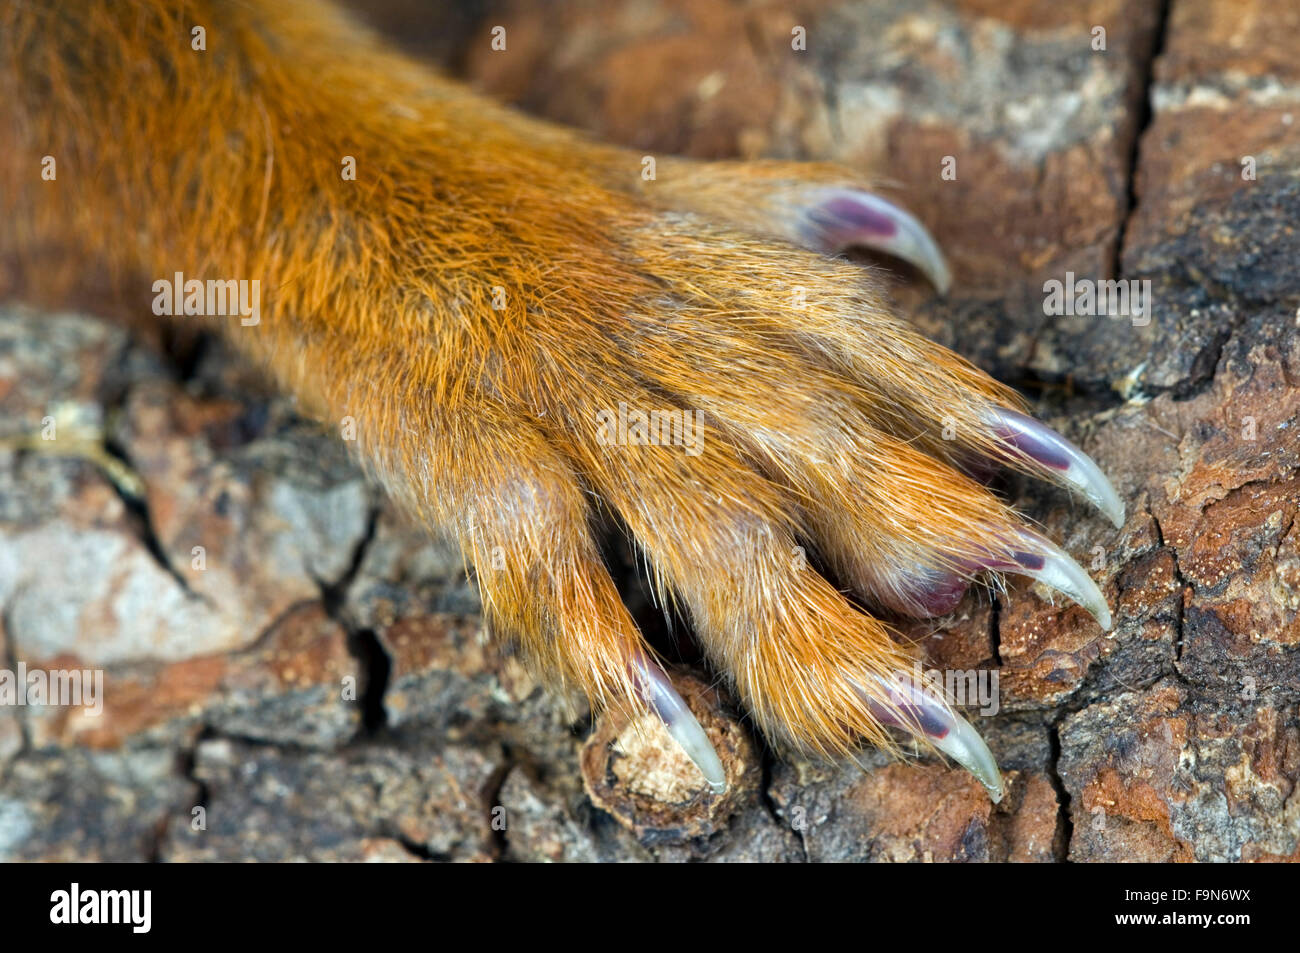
xmin=383 ymin=180 xmax=1122 ymax=800
xmin=1 ymin=0 xmax=1126 ymax=801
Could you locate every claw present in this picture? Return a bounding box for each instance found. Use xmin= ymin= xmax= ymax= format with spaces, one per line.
xmin=900 ymin=526 xmax=1112 ymax=628
xmin=984 ymin=528 xmax=1113 ymax=631
xmin=984 ymin=407 xmax=1125 ymax=529
xmin=630 ymin=653 xmax=727 ymax=794
xmin=856 ymin=672 xmax=1004 ymax=802
xmin=800 ymin=187 xmax=952 ymax=294
xmin=889 ymin=527 xmax=1113 ymax=629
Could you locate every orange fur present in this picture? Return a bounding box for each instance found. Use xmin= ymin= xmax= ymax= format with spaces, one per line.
xmin=3 ymin=0 xmax=1068 ymax=762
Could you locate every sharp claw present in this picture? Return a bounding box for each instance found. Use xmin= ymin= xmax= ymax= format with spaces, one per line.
xmin=629 ymin=654 xmax=727 ymax=794
xmin=897 ymin=527 xmax=1112 ymax=629
xmin=990 ymin=528 xmax=1113 ymax=631
xmin=983 ymin=407 xmax=1126 ymax=529
xmin=856 ymin=672 xmax=1004 ymax=802
xmin=801 ymin=187 xmax=952 ymax=294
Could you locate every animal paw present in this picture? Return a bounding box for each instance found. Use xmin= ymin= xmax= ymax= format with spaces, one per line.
xmin=360 ymin=161 xmax=1123 ymax=802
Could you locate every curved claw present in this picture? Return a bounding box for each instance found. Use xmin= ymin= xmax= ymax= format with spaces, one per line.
xmin=630 ymin=654 xmax=727 ymax=794
xmin=984 ymin=407 xmax=1126 ymax=529
xmin=856 ymin=672 xmax=1004 ymax=802
xmin=892 ymin=528 xmax=1114 ymax=630
xmin=985 ymin=528 xmax=1112 ymax=631
xmin=800 ymin=187 xmax=952 ymax=294
xmin=903 ymin=527 xmax=1112 ymax=629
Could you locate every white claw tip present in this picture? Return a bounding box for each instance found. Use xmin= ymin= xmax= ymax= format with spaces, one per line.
xmin=631 ymin=656 xmax=728 ymax=795
xmin=982 ymin=407 xmax=1126 ymax=530
xmin=858 ymin=674 xmax=1005 ymax=802
xmin=1013 ymin=529 xmax=1113 ymax=632
xmin=804 ymin=188 xmax=952 ymax=294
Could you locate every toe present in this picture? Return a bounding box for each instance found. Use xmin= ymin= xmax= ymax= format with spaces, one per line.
xmin=405 ymin=401 xmax=727 ymax=791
